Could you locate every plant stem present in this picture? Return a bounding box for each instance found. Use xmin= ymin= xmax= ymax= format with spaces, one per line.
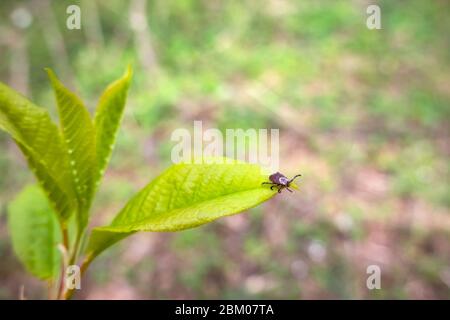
xmin=70 ymin=231 xmax=82 ymax=265
xmin=64 ymin=254 xmax=93 ymax=300
xmin=47 ymin=280 xmax=53 ymax=300
xmin=56 ymin=227 xmax=70 ymax=300
xmin=64 ymin=208 xmax=89 ymax=299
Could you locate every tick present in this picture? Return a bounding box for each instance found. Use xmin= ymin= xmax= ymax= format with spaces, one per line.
xmin=262 ymin=172 xmax=302 ymax=193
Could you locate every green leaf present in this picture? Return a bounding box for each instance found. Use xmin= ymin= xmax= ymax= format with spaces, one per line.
xmin=94 ymin=66 xmax=132 ymax=187
xmin=8 ymin=185 xmax=62 ymax=280
xmin=0 ymin=82 xmax=75 ymax=220
xmin=85 ymin=158 xmax=276 ymax=260
xmin=46 ymin=70 xmax=97 ymax=227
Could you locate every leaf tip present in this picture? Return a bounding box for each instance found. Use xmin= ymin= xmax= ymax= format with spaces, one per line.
xmin=44 ymin=67 xmax=54 ymax=77
xmin=124 ymin=64 xmax=133 ymax=82
xmin=44 ymin=68 xmax=60 ymax=87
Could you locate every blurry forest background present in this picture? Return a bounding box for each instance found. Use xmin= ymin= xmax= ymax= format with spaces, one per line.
xmin=0 ymin=0 xmax=449 ymax=299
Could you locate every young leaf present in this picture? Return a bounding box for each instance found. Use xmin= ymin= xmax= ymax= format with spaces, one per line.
xmin=0 ymin=82 xmax=75 ymax=220
xmin=85 ymin=158 xmax=276 ymax=260
xmin=46 ymin=70 xmax=97 ymax=227
xmin=94 ymin=66 xmax=132 ymax=187
xmin=8 ymin=185 xmax=62 ymax=280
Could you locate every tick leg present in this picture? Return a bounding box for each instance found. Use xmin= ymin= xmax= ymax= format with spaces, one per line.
xmin=277 ymin=186 xmax=282 ymax=193
xmin=289 ymin=174 xmax=302 ymax=184
xmin=286 ymin=187 xmax=293 ymax=193
xmin=262 ymin=182 xmax=278 ymax=190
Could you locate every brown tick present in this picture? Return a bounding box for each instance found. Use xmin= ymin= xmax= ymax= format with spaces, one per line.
xmin=262 ymin=172 xmax=301 ymax=193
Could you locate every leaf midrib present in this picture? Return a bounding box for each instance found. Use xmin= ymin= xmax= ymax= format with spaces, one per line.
xmin=96 ymin=186 xmax=274 ymax=233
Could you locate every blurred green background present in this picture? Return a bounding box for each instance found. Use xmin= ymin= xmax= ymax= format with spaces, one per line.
xmin=0 ymin=0 xmax=449 ymax=299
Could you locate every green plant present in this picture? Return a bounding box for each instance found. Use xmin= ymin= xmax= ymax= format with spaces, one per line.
xmin=0 ymin=67 xmax=281 ymax=299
